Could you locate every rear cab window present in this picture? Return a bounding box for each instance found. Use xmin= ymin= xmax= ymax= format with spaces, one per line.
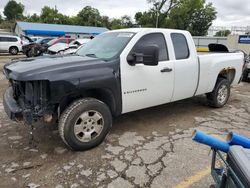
xmin=133 ymin=33 xmax=169 ymax=61
xmin=171 ymin=33 xmax=189 ymax=60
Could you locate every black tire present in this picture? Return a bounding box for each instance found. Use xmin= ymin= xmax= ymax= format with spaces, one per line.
xmin=207 ymin=78 xmax=230 ymax=108
xmin=9 ymin=46 xmax=18 ymax=55
xmin=242 ymin=69 xmax=249 ymax=82
xmin=59 ymin=98 xmax=112 ymax=151
xmin=26 ymin=50 xmax=32 ymax=57
xmin=26 ymin=47 xmax=39 ymax=57
xmin=30 ymin=47 xmax=38 ymax=57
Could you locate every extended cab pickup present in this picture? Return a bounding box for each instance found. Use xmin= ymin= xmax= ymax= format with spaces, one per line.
xmin=3 ymin=28 xmax=244 ymax=151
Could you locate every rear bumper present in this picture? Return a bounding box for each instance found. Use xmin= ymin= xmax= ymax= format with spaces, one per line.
xmin=3 ymin=87 xmax=23 ymax=121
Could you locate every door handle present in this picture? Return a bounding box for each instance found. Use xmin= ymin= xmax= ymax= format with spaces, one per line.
xmin=161 ymin=67 xmax=172 ymax=73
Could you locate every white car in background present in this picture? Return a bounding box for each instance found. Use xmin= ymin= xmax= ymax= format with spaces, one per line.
xmin=0 ymin=35 xmax=23 ymax=55
xmin=47 ymin=39 xmax=91 ymax=55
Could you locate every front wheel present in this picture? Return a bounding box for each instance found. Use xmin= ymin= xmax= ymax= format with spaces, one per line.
xmin=242 ymin=69 xmax=249 ymax=82
xmin=207 ymin=78 xmax=230 ymax=108
xmin=26 ymin=50 xmax=32 ymax=57
xmin=59 ymin=98 xmax=112 ymax=151
xmin=9 ymin=47 xmax=18 ymax=55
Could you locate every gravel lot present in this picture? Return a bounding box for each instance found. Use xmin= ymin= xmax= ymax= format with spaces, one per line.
xmin=0 ymin=55 xmax=249 ymax=188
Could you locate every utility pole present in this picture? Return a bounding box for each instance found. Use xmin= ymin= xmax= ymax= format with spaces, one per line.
xmin=155 ymin=2 xmax=160 ymax=28
xmin=156 ymin=11 xmax=159 ymax=28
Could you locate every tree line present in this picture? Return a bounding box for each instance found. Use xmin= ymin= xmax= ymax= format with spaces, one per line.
xmin=0 ymin=0 xmax=218 ymax=36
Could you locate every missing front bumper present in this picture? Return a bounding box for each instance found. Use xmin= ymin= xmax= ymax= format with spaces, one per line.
xmin=3 ymin=87 xmax=23 ymax=121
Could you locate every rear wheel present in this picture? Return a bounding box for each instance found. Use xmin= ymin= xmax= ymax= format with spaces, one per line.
xmin=9 ymin=46 xmax=18 ymax=55
xmin=59 ymin=98 xmax=112 ymax=151
xmin=207 ymin=78 xmax=230 ymax=108
xmin=242 ymin=69 xmax=249 ymax=82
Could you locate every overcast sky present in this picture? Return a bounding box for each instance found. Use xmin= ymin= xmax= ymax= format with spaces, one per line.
xmin=0 ymin=0 xmax=249 ymax=27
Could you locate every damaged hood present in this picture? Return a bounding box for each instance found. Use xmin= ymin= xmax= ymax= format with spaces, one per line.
xmin=4 ymin=55 xmax=107 ymax=81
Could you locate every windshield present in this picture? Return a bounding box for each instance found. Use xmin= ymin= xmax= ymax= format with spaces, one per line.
xmin=76 ymin=32 xmax=135 ymax=59
xmin=47 ymin=38 xmax=58 ymax=46
xmin=36 ymin=38 xmax=52 ymax=45
xmin=36 ymin=38 xmax=45 ymax=44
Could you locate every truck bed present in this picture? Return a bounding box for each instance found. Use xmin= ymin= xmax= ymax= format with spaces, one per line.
xmin=195 ymin=51 xmax=244 ymax=96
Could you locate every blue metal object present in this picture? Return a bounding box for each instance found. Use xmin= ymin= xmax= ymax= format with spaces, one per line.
xmin=24 ymin=30 xmax=65 ymax=36
xmin=16 ymin=21 xmax=109 ymax=36
xmin=227 ymin=132 xmax=250 ymax=149
xmin=192 ymin=130 xmax=230 ymax=153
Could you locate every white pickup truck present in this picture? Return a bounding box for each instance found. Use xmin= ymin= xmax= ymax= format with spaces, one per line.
xmin=3 ymin=28 xmax=244 ymax=151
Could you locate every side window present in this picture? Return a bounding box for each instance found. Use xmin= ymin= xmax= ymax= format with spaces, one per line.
xmin=40 ymin=40 xmax=45 ymax=45
xmin=43 ymin=38 xmax=52 ymax=44
xmin=133 ymin=33 xmax=168 ymax=61
xmin=171 ymin=33 xmax=189 ymax=60
xmin=10 ymin=37 xmax=18 ymax=42
xmin=0 ymin=37 xmax=8 ymax=42
xmin=3 ymin=37 xmax=17 ymax=42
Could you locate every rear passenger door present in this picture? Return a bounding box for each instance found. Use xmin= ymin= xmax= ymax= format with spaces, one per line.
xmin=170 ymin=33 xmax=199 ymax=101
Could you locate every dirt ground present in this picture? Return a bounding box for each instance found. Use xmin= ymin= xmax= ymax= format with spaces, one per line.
xmin=0 ymin=55 xmax=249 ymax=188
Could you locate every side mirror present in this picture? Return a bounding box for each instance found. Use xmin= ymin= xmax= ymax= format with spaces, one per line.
xmin=127 ymin=45 xmax=159 ymax=66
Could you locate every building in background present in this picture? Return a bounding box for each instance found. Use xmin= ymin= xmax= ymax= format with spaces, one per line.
xmin=193 ymin=35 xmax=250 ymax=54
xmin=14 ymin=21 xmax=109 ymax=38
xmin=208 ymin=26 xmax=250 ymax=36
xmin=0 ymin=29 xmax=14 ymax=36
xmin=227 ymin=35 xmax=250 ymax=54
xmin=193 ymin=36 xmax=227 ymax=48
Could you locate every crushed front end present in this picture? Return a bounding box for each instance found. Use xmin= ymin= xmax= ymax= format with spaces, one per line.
xmin=3 ymin=79 xmax=54 ymax=125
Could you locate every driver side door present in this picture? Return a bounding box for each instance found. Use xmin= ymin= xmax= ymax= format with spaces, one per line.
xmin=120 ymin=32 xmax=174 ymax=113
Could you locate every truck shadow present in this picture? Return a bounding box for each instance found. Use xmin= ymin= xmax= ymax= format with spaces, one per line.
xmin=15 ymin=93 xmax=241 ymax=153
xmin=112 ymin=95 xmax=209 ymax=135
xmin=26 ymin=95 xmax=209 ymax=151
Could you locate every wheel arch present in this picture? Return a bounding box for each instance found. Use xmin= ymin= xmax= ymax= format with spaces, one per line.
xmin=9 ymin=46 xmax=19 ymax=53
xmin=217 ymin=68 xmax=236 ymax=85
xmin=58 ymin=88 xmax=119 ymax=117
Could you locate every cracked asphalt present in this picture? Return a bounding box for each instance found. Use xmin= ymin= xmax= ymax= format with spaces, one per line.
xmin=0 ymin=55 xmax=250 ymax=188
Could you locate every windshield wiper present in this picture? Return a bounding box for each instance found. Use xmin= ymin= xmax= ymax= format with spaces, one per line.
xmin=85 ymin=53 xmax=97 ymax=58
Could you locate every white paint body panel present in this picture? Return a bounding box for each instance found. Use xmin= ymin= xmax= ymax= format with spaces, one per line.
xmin=120 ymin=29 xmax=174 ymax=113
xmin=170 ymin=31 xmax=199 ymax=102
xmin=113 ymin=28 xmax=244 ymax=114
xmin=48 ymin=39 xmax=91 ymax=53
xmin=196 ymin=52 xmax=244 ymax=95
xmin=0 ymin=35 xmax=22 ymax=53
